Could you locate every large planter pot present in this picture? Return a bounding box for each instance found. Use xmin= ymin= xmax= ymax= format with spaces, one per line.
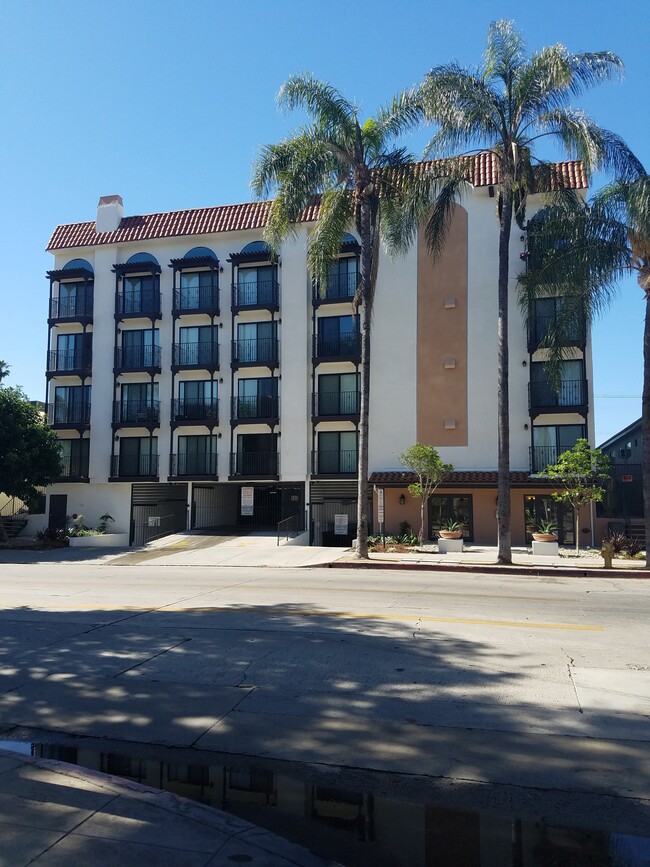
xmin=68 ymin=533 xmax=130 ymax=548
xmin=439 ymin=530 xmax=463 ymax=540
xmin=532 ymin=533 xmax=557 ymax=543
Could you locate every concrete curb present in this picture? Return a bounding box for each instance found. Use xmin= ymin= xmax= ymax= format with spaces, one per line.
xmin=329 ymin=558 xmax=650 ymax=579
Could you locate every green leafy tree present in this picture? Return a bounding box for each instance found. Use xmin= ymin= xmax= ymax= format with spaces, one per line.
xmin=252 ymin=75 xmax=429 ymax=559
xmin=521 ymin=173 xmax=649 ymax=563
xmin=542 ymin=439 xmax=610 ymax=552
xmin=398 ymin=444 xmax=453 ymax=544
xmin=403 ymin=19 xmax=639 ymax=564
xmin=0 ymin=386 xmax=62 ymax=503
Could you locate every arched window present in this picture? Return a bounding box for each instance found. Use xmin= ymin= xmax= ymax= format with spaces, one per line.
xmin=183 ymin=246 xmax=218 ymax=261
xmin=63 ymin=258 xmax=93 ymax=273
xmin=240 ymin=241 xmax=270 ymax=256
xmin=126 ymin=252 xmax=160 ymax=266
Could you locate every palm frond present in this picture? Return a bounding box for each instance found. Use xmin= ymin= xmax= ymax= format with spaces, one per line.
xmin=307 ymin=188 xmax=355 ymax=290
xmin=483 ymin=19 xmax=526 ymax=84
xmin=423 ymin=175 xmax=467 ymax=261
xmin=376 ymin=86 xmax=426 ymax=140
xmin=278 ymin=73 xmax=355 ymax=129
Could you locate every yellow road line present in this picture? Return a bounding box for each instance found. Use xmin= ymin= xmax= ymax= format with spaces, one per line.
xmin=1 ymin=604 xmax=603 ymax=631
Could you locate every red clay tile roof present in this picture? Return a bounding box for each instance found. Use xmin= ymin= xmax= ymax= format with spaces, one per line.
xmin=46 ymin=155 xmax=587 ymax=252
xmin=369 ymin=470 xmax=555 ymax=488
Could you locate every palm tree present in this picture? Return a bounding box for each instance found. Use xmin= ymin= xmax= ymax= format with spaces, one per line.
xmin=252 ymin=75 xmax=425 ymax=558
xmin=408 ymin=20 xmax=639 ymax=563
xmin=520 ymin=174 xmax=650 ymax=564
xmin=0 ymin=361 xmax=10 ymax=384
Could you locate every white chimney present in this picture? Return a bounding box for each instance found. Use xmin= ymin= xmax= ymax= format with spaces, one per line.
xmin=96 ymin=195 xmax=124 ymax=233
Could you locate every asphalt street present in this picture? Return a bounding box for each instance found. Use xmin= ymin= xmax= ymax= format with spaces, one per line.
xmin=0 ymin=562 xmax=648 ymax=825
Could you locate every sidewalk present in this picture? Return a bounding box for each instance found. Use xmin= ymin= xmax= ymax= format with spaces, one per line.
xmin=0 ymin=747 xmax=339 ymax=866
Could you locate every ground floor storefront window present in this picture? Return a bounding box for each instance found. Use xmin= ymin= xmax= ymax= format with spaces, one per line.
xmin=524 ymin=495 xmax=574 ymax=546
xmin=428 ymin=495 xmax=473 ymax=541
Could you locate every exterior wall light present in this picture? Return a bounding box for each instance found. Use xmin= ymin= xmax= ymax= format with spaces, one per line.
xmin=399 ymin=494 xmax=406 ymax=505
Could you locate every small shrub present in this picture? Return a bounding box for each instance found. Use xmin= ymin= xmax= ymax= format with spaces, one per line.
xmin=36 ymin=528 xmax=68 ymax=547
xmin=625 ymin=536 xmax=644 ymax=557
xmin=604 ymin=530 xmax=628 ymax=555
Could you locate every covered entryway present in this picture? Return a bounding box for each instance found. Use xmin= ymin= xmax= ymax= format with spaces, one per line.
xmin=131 ymin=483 xmax=188 ymax=546
xmin=190 ymin=483 xmax=305 ymax=533
xmin=309 ymin=480 xmax=368 ymax=546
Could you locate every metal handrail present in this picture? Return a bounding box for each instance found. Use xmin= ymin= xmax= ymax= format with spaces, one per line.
xmin=277 ymin=513 xmax=299 ymax=546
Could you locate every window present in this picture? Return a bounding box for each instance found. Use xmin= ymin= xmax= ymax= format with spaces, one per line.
xmin=237 ymin=265 xmax=277 ymax=306
xmin=55 ymin=333 xmax=90 ymax=371
xmin=177 ymin=380 xmax=218 ymax=419
xmin=177 ymin=325 xmax=219 ymax=366
xmin=531 ymin=297 xmax=584 ymax=346
xmin=236 ymin=322 xmax=277 ymax=363
xmin=235 ymin=433 xmax=277 ymax=475
xmin=532 ymin=424 xmax=585 ymax=471
xmin=429 ymin=495 xmax=473 ymax=540
xmin=119 ymin=437 xmax=158 ymax=476
xmin=237 ymin=377 xmax=277 ymax=418
xmin=524 ymin=495 xmax=574 ymax=546
xmin=317 ymin=431 xmax=357 ymax=473
xmin=177 ymin=435 xmax=217 ymax=475
xmin=316 ymin=315 xmax=358 ymax=357
xmin=229 ymin=766 xmax=273 ymax=794
xmin=179 ymin=270 xmax=217 ymax=310
xmin=123 ymin=274 xmax=158 ymax=314
xmin=530 ymin=360 xmax=585 ymax=407
xmin=59 ymin=439 xmax=89 ymax=478
xmin=325 ymin=256 xmax=357 ymax=300
xmin=168 ymin=764 xmax=209 ymax=786
xmin=53 ymin=385 xmax=90 ymax=424
xmin=317 ymin=373 xmax=359 ymax=415
xmin=120 ymin=382 xmax=159 ymax=423
xmin=121 ymin=329 xmax=160 ymax=368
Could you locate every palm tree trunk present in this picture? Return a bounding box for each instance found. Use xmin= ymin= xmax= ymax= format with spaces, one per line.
xmin=497 ymin=194 xmax=513 ymax=564
xmin=643 ymin=293 xmax=650 ymax=568
xmin=355 ymin=195 xmax=373 ymax=559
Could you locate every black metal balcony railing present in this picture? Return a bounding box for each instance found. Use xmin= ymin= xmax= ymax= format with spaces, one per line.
xmin=173 ymin=286 xmax=220 ymax=313
xmin=313 ymin=449 xmax=358 ymax=474
xmin=116 ymin=289 xmax=161 ymax=317
xmin=47 ymin=402 xmax=91 ymax=425
xmin=528 ymin=315 xmax=586 ymax=351
xmin=113 ymin=400 xmax=160 ymax=425
xmin=530 ymin=445 xmax=560 ymax=473
xmin=114 ymin=345 xmax=161 ymax=371
xmin=49 ymin=295 xmax=94 ymax=320
xmin=232 ymin=338 xmax=279 ymax=366
xmin=314 ymin=391 xmax=359 ymax=417
xmin=172 ymin=398 xmax=219 ymax=423
xmin=111 ymin=453 xmax=159 ymax=478
xmin=172 ymin=342 xmax=220 ymax=368
xmin=314 ymin=272 xmax=357 ymax=303
xmin=58 ymin=455 xmax=90 ymax=480
xmin=232 ymin=280 xmax=279 ymax=308
xmin=313 ymin=332 xmax=360 ymax=360
xmin=529 ymin=379 xmax=587 ymax=410
xmin=232 ymin=395 xmax=279 ymax=421
xmin=229 ymin=451 xmax=279 ymax=476
xmin=170 ymin=452 xmax=218 ymax=477
xmin=47 ymin=349 xmax=92 ymax=374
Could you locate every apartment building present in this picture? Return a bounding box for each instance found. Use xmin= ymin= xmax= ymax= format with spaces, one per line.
xmin=43 ymin=155 xmax=594 ymax=547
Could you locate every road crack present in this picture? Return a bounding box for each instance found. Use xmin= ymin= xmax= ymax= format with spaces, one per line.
xmin=561 ymin=646 xmax=583 ymax=714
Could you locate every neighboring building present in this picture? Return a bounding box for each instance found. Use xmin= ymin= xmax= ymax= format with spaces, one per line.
xmin=43 ymin=155 xmax=594 ymax=546
xmin=597 ymin=417 xmax=643 ymax=530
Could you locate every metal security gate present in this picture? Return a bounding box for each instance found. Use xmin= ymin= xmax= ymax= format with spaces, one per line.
xmin=131 ymin=483 xmax=188 ymax=546
xmin=309 ymin=480 xmax=369 ymax=546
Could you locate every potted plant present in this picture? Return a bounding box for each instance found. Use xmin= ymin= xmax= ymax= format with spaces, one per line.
xmin=525 ymin=508 xmax=537 ymax=533
xmin=439 ymin=519 xmax=464 ymax=540
xmin=532 ymin=519 xmax=558 ymax=542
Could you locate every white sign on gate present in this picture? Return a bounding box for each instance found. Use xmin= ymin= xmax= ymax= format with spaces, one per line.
xmin=147 ymin=516 xmax=161 ymax=527
xmin=241 ymin=487 xmax=254 ymax=516
xmin=334 ymin=514 xmax=349 ymax=535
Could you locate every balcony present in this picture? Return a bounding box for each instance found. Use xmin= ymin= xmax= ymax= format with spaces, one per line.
xmin=529 ymin=379 xmax=588 ymax=417
xmin=47 ymin=402 xmax=91 ymax=427
xmin=232 ymin=280 xmax=279 ymax=312
xmin=114 ymin=345 xmax=161 ymax=373
xmin=169 ymin=452 xmax=218 ymax=478
xmin=57 ymin=455 xmax=90 ymax=481
xmin=115 ymin=289 xmax=161 ymax=319
xmin=47 ymin=349 xmax=92 ymax=377
xmin=312 ymin=449 xmax=358 ymax=476
xmin=110 ymin=454 xmax=159 ymax=480
xmin=312 ymin=390 xmax=359 ymax=420
xmin=172 ymin=341 xmax=220 ymax=371
xmin=171 ymin=398 xmax=219 ymax=425
xmin=530 ymin=445 xmax=560 ymax=473
xmin=231 ymin=395 xmax=279 ymax=424
xmin=313 ymin=332 xmax=360 ymax=362
xmin=229 ymin=451 xmax=279 ymax=478
xmin=232 ymin=338 xmax=279 ymax=369
xmin=49 ymin=295 xmax=94 ymax=323
xmin=528 ymin=315 xmax=585 ymax=352
xmin=313 ymin=273 xmax=357 ymax=305
xmin=112 ymin=400 xmax=160 ymax=426
xmin=173 ymin=286 xmax=220 ymax=316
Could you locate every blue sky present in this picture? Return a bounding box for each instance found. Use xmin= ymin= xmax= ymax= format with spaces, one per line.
xmin=0 ymin=0 xmax=646 ymax=443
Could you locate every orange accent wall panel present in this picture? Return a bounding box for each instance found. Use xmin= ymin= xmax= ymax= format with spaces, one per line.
xmin=417 ymin=205 xmax=468 ymax=445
